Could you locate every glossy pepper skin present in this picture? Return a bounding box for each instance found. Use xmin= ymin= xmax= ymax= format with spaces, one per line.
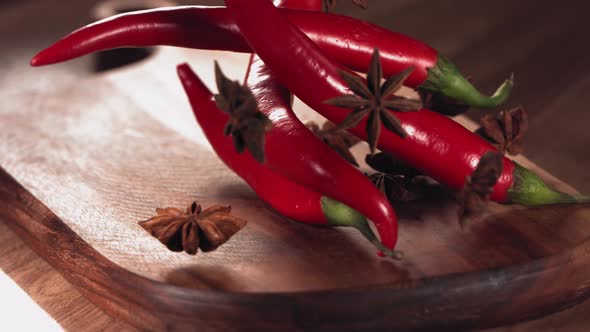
xmin=225 ymin=0 xmax=396 ymax=251
xmin=31 ymin=6 xmax=511 ymax=108
xmin=224 ymin=0 xmax=576 ymax=207
xmin=177 ymin=63 xmax=398 ymax=257
xmin=245 ymin=35 xmax=397 ymax=249
xmin=273 ymin=0 xmax=322 ymax=10
xmin=248 ymin=0 xmax=398 ymax=249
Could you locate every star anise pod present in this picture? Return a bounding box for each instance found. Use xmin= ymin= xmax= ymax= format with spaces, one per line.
xmin=365 ymin=152 xmax=420 ymax=178
xmin=475 ymin=106 xmax=528 ymax=155
xmin=324 ymin=49 xmax=423 ymax=153
xmin=307 ymin=121 xmax=361 ymax=166
xmin=369 ymin=172 xmax=421 ymax=203
xmin=324 ymin=0 xmax=368 ymax=12
xmin=457 ymin=151 xmax=503 ymax=228
xmin=366 ymin=152 xmax=423 ymax=203
xmin=213 ymin=61 xmax=272 ymax=163
xmin=139 ymin=202 xmax=248 ymax=255
xmin=418 ymin=88 xmax=470 ymax=116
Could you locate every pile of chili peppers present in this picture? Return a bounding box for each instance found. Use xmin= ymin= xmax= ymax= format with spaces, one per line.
xmin=31 ymin=0 xmax=587 ymax=257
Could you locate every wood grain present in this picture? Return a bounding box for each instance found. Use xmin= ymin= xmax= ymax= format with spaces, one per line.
xmin=2 ymin=46 xmax=590 ymax=330
xmin=2 ymin=162 xmax=590 ymax=331
xmin=0 ymin=219 xmax=133 ymax=331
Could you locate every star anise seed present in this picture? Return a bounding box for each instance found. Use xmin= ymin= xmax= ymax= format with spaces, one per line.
xmin=214 ymin=61 xmax=272 ymax=163
xmin=324 ymin=49 xmax=422 ymax=153
xmin=139 ymin=201 xmax=248 ymax=255
xmin=475 ymin=106 xmax=528 ymax=155
xmin=307 ymin=121 xmax=361 ymax=166
xmin=458 ymin=151 xmax=503 ymax=228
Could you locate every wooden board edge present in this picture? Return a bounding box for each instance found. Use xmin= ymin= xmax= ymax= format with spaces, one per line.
xmin=2 ymin=166 xmax=590 ymax=331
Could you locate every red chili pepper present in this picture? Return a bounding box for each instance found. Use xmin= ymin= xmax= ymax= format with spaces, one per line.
xmin=244 ymin=0 xmax=399 ymax=250
xmin=248 ymin=1 xmax=395 ymax=228
xmin=225 ymin=0 xmax=579 ymax=207
xmin=31 ymin=6 xmax=511 ymax=108
xmin=177 ymin=63 xmax=400 ymax=258
xmin=230 ymin=23 xmax=399 ymax=251
xmin=273 ymin=0 xmax=323 ymax=11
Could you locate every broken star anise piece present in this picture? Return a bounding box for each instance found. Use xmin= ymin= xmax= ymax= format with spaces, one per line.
xmin=324 ymin=48 xmax=423 ymax=153
xmin=457 ymin=151 xmax=503 ymax=228
xmin=139 ymin=202 xmax=248 ymax=255
xmin=307 ymin=120 xmax=361 ymax=166
xmin=213 ymin=61 xmax=272 ymax=163
xmin=475 ymin=106 xmax=528 ymax=155
xmin=324 ymin=0 xmax=368 ymax=12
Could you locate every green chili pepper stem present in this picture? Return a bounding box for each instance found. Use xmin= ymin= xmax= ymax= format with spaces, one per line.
xmin=508 ymin=163 xmax=590 ymax=206
xmin=320 ymin=196 xmax=403 ymax=259
xmin=419 ymin=55 xmax=514 ymax=109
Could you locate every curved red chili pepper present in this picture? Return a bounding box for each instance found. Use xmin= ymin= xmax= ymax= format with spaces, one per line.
xmin=233 ymin=47 xmax=399 ymax=252
xmin=273 ymin=0 xmax=323 ymax=11
xmin=177 ymin=63 xmax=399 ymax=257
xmin=30 ymin=6 xmax=511 ymax=108
xmin=248 ymin=2 xmax=396 ymax=230
xmin=225 ymin=0 xmax=578 ymax=207
xmin=251 ymin=1 xmax=390 ymax=221
xmin=249 ymin=0 xmax=398 ymax=249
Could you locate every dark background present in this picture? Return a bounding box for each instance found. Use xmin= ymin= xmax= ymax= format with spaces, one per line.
xmin=2 ymin=0 xmax=589 ymax=193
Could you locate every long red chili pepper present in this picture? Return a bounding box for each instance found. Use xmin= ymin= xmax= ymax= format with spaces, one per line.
xmin=273 ymin=0 xmax=322 ymax=11
xmin=30 ymin=6 xmax=512 ymax=108
xmin=177 ymin=63 xmax=399 ymax=257
xmin=224 ymin=0 xmax=579 ymax=207
xmin=231 ymin=0 xmax=397 ymax=252
xmin=261 ymin=0 xmax=398 ymax=247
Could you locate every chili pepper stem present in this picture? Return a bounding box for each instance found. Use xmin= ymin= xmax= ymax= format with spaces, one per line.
xmin=508 ymin=163 xmax=590 ymax=206
xmin=320 ymin=197 xmax=403 ymax=259
xmin=420 ymin=55 xmax=514 ymax=109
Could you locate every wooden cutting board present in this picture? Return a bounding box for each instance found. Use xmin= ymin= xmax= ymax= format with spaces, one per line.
xmin=1 ymin=48 xmax=590 ymax=331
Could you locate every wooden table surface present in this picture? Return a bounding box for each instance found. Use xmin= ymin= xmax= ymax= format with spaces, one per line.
xmin=2 ymin=0 xmax=590 ymax=331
